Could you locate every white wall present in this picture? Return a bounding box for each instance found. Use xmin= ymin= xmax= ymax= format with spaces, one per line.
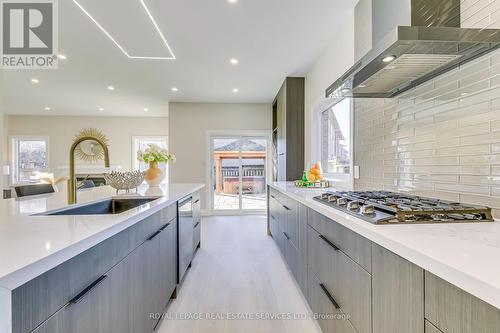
xmin=0 ymin=70 xmax=4 ymax=189
xmin=304 ymin=11 xmax=355 ymax=167
xmin=6 ymin=115 xmax=168 ymax=182
xmin=169 ymin=102 xmax=271 ymax=210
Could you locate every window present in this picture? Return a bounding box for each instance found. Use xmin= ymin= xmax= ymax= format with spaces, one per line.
xmin=11 ymin=136 xmax=49 ymax=184
xmin=320 ymin=98 xmax=352 ymax=177
xmin=132 ymin=136 xmax=168 ymax=181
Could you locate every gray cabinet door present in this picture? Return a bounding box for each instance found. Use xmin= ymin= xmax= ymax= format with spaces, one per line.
xmin=308 ymin=226 xmax=371 ymax=333
xmin=159 ymin=218 xmax=178 ymax=310
xmin=281 ymin=194 xmax=299 ymax=250
xmin=307 ymin=270 xmax=358 ymax=333
xmin=276 ymin=82 xmax=286 ymax=157
xmin=178 ymin=199 xmax=194 ymax=282
xmin=12 ymin=211 xmax=162 ymax=333
xmin=425 ymin=271 xmax=500 ymax=333
xmin=307 ymin=209 xmax=371 ymax=272
xmin=128 ymin=230 xmax=162 ymax=333
xmin=32 ymin=250 xmax=132 ymax=333
xmin=372 ymin=244 xmax=424 ymax=333
xmin=297 ymin=203 xmax=308 ymax=295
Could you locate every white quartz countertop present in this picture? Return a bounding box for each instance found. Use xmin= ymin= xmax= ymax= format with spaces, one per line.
xmin=270 ymin=182 xmax=500 ymax=310
xmin=0 ymin=183 xmax=204 ymax=290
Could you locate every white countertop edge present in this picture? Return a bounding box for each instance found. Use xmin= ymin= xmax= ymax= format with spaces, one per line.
xmin=268 ymin=183 xmax=500 ymax=310
xmin=0 ymin=184 xmax=205 ymax=290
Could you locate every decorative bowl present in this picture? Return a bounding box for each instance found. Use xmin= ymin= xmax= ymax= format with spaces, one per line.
xmin=104 ymin=170 xmax=145 ymax=193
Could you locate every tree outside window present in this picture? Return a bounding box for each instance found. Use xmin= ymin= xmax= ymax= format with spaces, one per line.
xmin=11 ymin=137 xmax=49 ymax=184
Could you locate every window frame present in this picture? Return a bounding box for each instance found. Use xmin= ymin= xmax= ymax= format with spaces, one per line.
xmin=313 ymin=97 xmax=354 ymax=190
xmin=10 ymin=135 xmax=50 ymax=185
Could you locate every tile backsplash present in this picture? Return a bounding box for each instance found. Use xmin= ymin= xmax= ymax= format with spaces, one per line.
xmin=354 ymin=49 xmax=500 ymax=217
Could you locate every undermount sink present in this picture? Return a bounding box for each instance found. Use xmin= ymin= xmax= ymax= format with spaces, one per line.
xmin=36 ymin=197 xmax=160 ymax=216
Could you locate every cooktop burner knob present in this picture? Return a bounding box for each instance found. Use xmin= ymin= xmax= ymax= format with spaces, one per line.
xmin=321 ymin=193 xmax=330 ymax=200
xmin=328 ymin=195 xmax=338 ymax=202
xmin=347 ymin=201 xmax=359 ymax=210
xmin=337 ymin=197 xmax=347 ymax=206
xmin=360 ymin=204 xmax=375 ymax=215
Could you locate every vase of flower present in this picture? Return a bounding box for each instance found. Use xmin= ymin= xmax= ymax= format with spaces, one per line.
xmin=137 ymin=144 xmax=175 ymax=188
xmin=145 ymin=161 xmax=163 ymax=187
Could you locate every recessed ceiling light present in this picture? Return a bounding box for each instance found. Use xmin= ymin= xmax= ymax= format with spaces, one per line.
xmin=57 ymin=54 xmax=67 ymax=60
xmin=171 ymin=87 xmax=178 ymax=92
xmin=31 ymin=78 xmax=39 ymax=83
xmin=460 ymin=92 xmax=468 ymax=96
xmin=228 ymin=0 xmax=238 ymax=3
xmin=99 ymin=107 xmax=104 ymax=111
xmin=44 ymin=106 xmax=51 ymax=111
xmin=382 ymin=55 xmax=396 ymax=63
xmin=230 ymin=58 xmax=239 ymax=65
xmin=144 ymin=108 xmax=148 ymax=112
xmin=107 ymin=85 xmax=115 ymax=91
xmin=232 ymin=88 xmax=239 ymax=93
xmin=340 ymin=88 xmax=351 ymax=93
xmin=359 ymin=84 xmax=367 ymax=88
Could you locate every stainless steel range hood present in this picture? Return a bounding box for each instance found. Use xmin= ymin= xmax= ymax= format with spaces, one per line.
xmin=326 ymin=0 xmax=500 ymax=98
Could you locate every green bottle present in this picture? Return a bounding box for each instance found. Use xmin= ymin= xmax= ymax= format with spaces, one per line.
xmin=302 ymin=171 xmax=308 ymax=183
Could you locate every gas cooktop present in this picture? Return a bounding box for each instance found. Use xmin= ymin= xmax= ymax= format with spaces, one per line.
xmin=313 ymin=191 xmax=494 ymax=224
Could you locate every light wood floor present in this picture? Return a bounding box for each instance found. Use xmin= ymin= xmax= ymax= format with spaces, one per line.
xmin=157 ymin=215 xmax=321 ymax=333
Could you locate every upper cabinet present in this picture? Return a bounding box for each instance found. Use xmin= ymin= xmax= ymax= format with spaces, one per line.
xmin=272 ymin=77 xmax=305 ymax=182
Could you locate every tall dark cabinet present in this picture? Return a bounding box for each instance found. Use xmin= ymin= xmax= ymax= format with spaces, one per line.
xmin=272 ymin=77 xmax=305 ymax=181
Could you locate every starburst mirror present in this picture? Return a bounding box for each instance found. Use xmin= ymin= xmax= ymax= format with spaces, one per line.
xmin=73 ymin=128 xmax=109 ymax=163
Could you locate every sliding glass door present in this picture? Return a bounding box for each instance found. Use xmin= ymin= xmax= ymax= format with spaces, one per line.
xmin=211 ymin=135 xmax=268 ymax=213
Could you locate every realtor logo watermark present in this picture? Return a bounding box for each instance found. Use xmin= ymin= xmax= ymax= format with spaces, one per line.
xmin=1 ymin=0 xmax=58 ymax=69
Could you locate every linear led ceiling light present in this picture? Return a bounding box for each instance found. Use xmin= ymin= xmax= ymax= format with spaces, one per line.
xmin=73 ymin=0 xmax=175 ymax=60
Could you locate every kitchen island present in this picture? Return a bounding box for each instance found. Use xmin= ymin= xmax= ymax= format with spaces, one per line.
xmin=269 ymin=182 xmax=500 ymax=333
xmin=0 ymin=183 xmax=204 ymax=333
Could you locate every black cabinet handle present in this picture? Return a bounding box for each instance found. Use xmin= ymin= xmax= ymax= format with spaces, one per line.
xmin=270 ymin=214 xmax=276 ymax=220
xmin=282 ymin=205 xmax=290 ymax=210
xmin=193 ymin=221 xmax=200 ymax=229
xmin=319 ymin=234 xmax=340 ymax=251
xmin=193 ymin=199 xmax=200 ymax=204
xmin=159 ymin=222 xmax=171 ymax=231
xmin=147 ymin=229 xmax=162 ymax=241
xmin=270 ymin=194 xmax=276 ymax=199
xmin=319 ymin=283 xmax=340 ymax=309
xmin=70 ymin=275 xmax=108 ymax=304
xmin=283 ymin=231 xmax=290 ymax=240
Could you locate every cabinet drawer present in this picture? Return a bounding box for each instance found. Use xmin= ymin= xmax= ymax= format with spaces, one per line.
xmin=425 ymin=271 xmax=500 ymax=333
xmin=425 ymin=320 xmax=442 ymax=333
xmin=308 ymin=209 xmax=371 ymax=272
xmin=31 ymin=258 xmax=129 ymax=333
xmin=269 ymin=194 xmax=281 ymax=222
xmin=280 ymin=193 xmax=299 ymax=249
xmin=12 ymin=212 xmax=162 ymax=333
xmin=307 ymin=226 xmax=372 ymax=333
xmin=269 ymin=187 xmax=281 ymax=202
xmin=308 ymin=270 xmax=358 ymax=333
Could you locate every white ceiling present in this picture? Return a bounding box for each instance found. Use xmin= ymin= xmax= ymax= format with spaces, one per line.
xmin=1 ymin=0 xmax=355 ymax=116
